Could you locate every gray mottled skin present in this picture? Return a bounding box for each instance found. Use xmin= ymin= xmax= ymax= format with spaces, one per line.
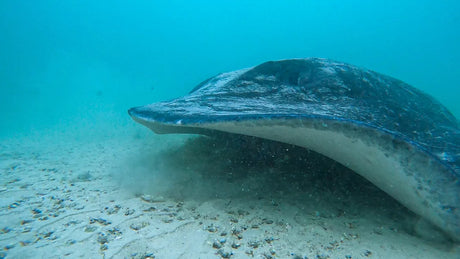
xmin=129 ymin=58 xmax=460 ymax=240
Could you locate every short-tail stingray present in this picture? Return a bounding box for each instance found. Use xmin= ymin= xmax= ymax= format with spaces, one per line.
xmin=128 ymin=58 xmax=459 ymax=241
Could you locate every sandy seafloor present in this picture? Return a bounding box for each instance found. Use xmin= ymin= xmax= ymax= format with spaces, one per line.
xmin=0 ymin=123 xmax=459 ymax=259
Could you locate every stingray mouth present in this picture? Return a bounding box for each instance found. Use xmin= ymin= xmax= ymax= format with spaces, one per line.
xmin=128 ymin=105 xmax=225 ymax=135
xmin=128 ymin=106 xmax=184 ymax=124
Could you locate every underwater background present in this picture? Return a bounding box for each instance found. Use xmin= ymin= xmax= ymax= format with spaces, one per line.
xmin=0 ymin=0 xmax=459 ymax=139
xmin=1 ymin=1 xmax=460 ymax=257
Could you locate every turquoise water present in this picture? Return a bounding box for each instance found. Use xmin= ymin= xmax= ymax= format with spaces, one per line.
xmin=1 ymin=2 xmax=460 ymax=256
xmin=1 ymin=0 xmax=459 ymax=136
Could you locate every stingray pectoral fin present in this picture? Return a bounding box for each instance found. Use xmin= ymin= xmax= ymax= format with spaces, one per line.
xmin=192 ymin=118 xmax=459 ymax=242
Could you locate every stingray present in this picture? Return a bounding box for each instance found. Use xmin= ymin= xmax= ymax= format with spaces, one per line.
xmin=128 ymin=58 xmax=459 ymax=241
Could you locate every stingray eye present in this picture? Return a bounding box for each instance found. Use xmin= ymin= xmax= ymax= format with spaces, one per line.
xmin=439 ymin=152 xmax=454 ymax=162
xmin=287 ymin=73 xmax=300 ymax=85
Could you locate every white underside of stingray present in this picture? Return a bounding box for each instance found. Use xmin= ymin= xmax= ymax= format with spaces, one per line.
xmin=131 ymin=116 xmax=459 ymax=241
xmin=203 ymin=120 xmax=445 ymax=230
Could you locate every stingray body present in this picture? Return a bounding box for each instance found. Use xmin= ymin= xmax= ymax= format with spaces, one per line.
xmin=129 ymin=58 xmax=460 ymax=241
